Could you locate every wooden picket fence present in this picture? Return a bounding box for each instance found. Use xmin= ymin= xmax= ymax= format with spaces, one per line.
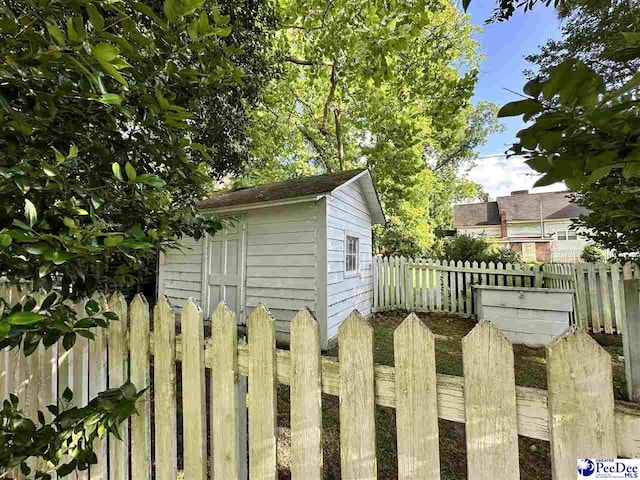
xmin=2 ymin=292 xmax=640 ymax=479
xmin=373 ymin=256 xmax=640 ymax=334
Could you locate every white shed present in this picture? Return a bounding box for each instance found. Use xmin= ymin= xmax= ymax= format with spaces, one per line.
xmin=157 ymin=169 xmax=385 ymax=348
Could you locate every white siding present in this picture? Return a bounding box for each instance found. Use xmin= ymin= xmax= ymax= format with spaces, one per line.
xmin=325 ymin=181 xmax=373 ymax=341
xmin=160 ymin=236 xmax=204 ymax=307
xmin=457 ymin=226 xmax=502 ymax=238
xmin=244 ymin=203 xmax=318 ymax=332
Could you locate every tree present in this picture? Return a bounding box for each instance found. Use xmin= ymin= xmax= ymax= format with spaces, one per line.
xmin=0 ymin=0 xmax=276 ymax=475
xmin=244 ymin=0 xmax=501 ymax=255
xmin=499 ymin=33 xmax=640 ymax=257
xmin=525 ymin=0 xmax=640 ymax=89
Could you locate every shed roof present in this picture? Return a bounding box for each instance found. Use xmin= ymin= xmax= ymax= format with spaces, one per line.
xmin=200 ymin=169 xmax=385 ymax=224
xmin=453 ymin=191 xmax=590 ymax=226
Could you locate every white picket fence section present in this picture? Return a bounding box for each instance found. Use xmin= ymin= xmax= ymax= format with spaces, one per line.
xmin=2 ymin=292 xmax=640 ymax=479
xmin=373 ymin=256 xmax=640 ymax=334
xmin=550 ymin=247 xmax=617 ymax=263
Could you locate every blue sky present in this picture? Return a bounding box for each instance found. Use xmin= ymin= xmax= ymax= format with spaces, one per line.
xmin=462 ymin=2 xmax=567 ymax=199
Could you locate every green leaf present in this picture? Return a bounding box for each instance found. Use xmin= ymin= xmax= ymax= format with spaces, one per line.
xmin=5 ymin=311 xmax=46 ymax=326
xmin=63 ymin=217 xmax=77 ymax=229
xmin=498 ymin=99 xmax=543 ymax=118
xmin=85 ymin=299 xmax=100 ymax=316
xmin=43 ymin=249 xmax=73 ymax=265
xmin=623 ymin=32 xmax=640 ymax=46
xmin=125 ymin=162 xmax=137 ymax=181
xmin=52 ymin=147 xmax=66 ymax=163
xmin=46 ymin=23 xmax=65 ymax=46
xmin=99 ymin=93 xmax=123 ymax=105
xmin=462 ymin=0 xmax=471 ymax=11
xmin=112 ymin=163 xmax=123 ymax=181
xmin=69 ymin=144 xmax=79 ymax=158
xmin=622 ymin=162 xmax=640 ymax=179
xmin=24 ymin=199 xmax=37 ymax=227
xmin=87 ymin=4 xmax=105 ymax=30
xmin=0 ymin=234 xmax=12 ymax=247
xmin=589 ymin=165 xmax=613 ymax=183
xmin=63 ymin=332 xmax=77 ymax=351
xmin=93 ymin=43 xmax=119 ymax=62
xmin=104 ymin=235 xmax=124 ymax=247
xmin=98 ymin=60 xmax=128 ymax=87
xmin=62 ymin=387 xmax=74 ymax=402
xmin=0 ymin=322 xmax=10 ymax=340
xmin=135 ymin=174 xmax=166 ymax=188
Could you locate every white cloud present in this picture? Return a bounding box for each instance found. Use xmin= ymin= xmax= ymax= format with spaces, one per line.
xmin=463 ymin=154 xmax=566 ymax=200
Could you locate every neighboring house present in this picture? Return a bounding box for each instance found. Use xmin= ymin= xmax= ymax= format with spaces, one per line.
xmin=157 ymin=169 xmax=385 ymax=349
xmin=453 ymin=190 xmax=590 ymax=262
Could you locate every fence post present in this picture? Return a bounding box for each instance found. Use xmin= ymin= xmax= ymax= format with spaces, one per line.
xmin=623 ymin=279 xmax=640 ymax=401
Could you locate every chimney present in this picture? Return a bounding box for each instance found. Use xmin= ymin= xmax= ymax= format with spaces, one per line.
xmin=511 ymin=189 xmax=528 ymax=195
xmin=500 ymin=209 xmax=508 ymax=238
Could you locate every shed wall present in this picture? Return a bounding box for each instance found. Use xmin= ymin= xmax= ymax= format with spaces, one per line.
xmin=159 ymin=236 xmax=204 ymax=307
xmin=244 ymin=202 xmax=319 ymax=333
xmin=326 ymin=180 xmax=374 ymax=340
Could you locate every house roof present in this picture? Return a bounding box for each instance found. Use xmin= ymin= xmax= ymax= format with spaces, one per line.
xmin=454 ymin=191 xmax=590 ymax=226
xmin=454 ymin=201 xmax=500 ymax=226
xmin=200 ymin=169 xmax=385 ymax=224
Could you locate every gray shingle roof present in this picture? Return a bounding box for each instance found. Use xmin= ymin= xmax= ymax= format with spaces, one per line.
xmin=200 ymin=169 xmax=365 ymax=209
xmin=453 ymin=191 xmax=590 ymax=226
xmin=454 ymin=202 xmax=500 ymax=226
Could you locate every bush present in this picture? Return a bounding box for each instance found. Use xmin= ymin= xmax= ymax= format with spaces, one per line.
xmin=486 ymin=247 xmax=522 ymax=265
xmin=439 ymin=235 xmax=494 ymax=263
xmin=581 ymin=245 xmax=605 ymax=263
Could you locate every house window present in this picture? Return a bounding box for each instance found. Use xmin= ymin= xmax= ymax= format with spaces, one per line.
xmin=345 ymin=235 xmax=360 ymax=273
xmin=557 ymin=231 xmax=567 ymax=240
xmin=568 ymin=230 xmax=578 ymax=240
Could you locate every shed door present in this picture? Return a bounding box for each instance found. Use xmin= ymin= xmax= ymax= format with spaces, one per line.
xmin=207 ymin=219 xmax=245 ymax=324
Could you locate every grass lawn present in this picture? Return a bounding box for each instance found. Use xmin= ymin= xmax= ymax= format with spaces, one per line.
xmin=274 ymin=310 xmax=627 ymax=480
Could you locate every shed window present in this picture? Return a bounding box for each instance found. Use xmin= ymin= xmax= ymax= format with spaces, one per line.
xmin=556 ymin=231 xmax=567 ymax=240
xmin=346 ymin=235 xmax=360 ymax=272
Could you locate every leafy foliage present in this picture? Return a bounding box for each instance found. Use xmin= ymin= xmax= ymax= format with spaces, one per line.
xmin=245 ymin=0 xmax=499 ymax=255
xmin=581 ymin=244 xmax=604 ymax=263
xmin=0 ymin=0 xmax=276 ymax=297
xmin=1 ymin=383 xmax=143 ymax=477
xmin=438 ymin=234 xmax=523 ymax=264
xmin=0 ymin=291 xmax=115 ymax=355
xmin=500 ymin=32 xmax=640 ymax=257
xmin=525 ymin=0 xmax=640 ymax=89
xmin=0 ymin=0 xmax=276 ymax=474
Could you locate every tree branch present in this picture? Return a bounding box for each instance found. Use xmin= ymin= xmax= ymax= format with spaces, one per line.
xmin=334 ymin=107 xmax=344 ymax=170
xmin=285 ymin=56 xmax=316 ymax=66
xmin=320 ymin=64 xmax=337 ymax=136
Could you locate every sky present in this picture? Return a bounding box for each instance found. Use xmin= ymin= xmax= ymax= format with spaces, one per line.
xmin=462 ymin=2 xmax=567 ymax=199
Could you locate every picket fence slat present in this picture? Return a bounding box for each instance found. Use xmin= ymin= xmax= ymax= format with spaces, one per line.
xmin=211 ymin=302 xmax=241 ymax=480
xmin=89 ymin=292 xmax=109 ymax=479
xmin=248 ymin=305 xmax=278 ymax=480
xmin=611 ymin=264 xmax=623 ymax=334
xmin=339 ymin=311 xmax=377 ymax=479
xmin=130 ymin=294 xmax=152 ymax=480
xmin=290 ymin=309 xmax=323 ymax=480
xmin=463 ymin=322 xmax=519 ymax=480
xmin=154 ymin=297 xmax=177 ymax=480
xmin=598 ymin=263 xmax=614 ymax=334
xmin=547 ymin=328 xmax=617 ymax=479
xmin=394 ymin=314 xmax=440 ymax=480
xmin=108 ymin=292 xmax=129 ymax=480
xmin=181 ymin=300 xmax=207 ymax=480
